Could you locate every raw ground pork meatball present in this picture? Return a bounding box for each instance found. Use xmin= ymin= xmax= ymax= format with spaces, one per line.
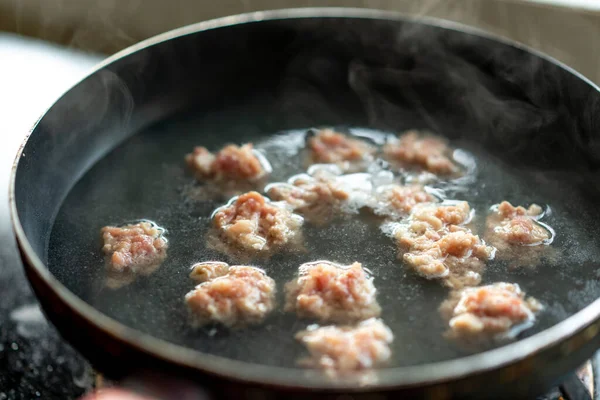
xmin=440 ymin=282 xmax=542 ymax=341
xmin=383 ymin=131 xmax=459 ymax=175
xmin=210 ymin=191 xmax=304 ymax=258
xmin=101 ymin=221 xmax=168 ymax=288
xmin=394 ymin=202 xmax=495 ymax=288
xmin=295 ymin=318 xmax=393 ymax=371
xmin=485 ymin=201 xmax=554 ymax=268
xmin=306 ymin=129 xmax=376 ymax=172
xmin=285 ymin=261 xmax=381 ymax=323
xmin=486 ymin=201 xmax=551 ymax=247
xmin=371 ymin=184 xmax=435 ymax=219
xmin=266 ymin=170 xmax=349 ymax=224
xmin=185 ymin=264 xmax=276 ymax=327
xmin=185 ymin=143 xmax=271 ymax=182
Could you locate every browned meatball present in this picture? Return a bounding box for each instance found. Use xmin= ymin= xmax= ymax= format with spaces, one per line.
xmin=307 ymin=129 xmax=376 ymax=171
xmin=383 ymin=131 xmax=458 ymax=175
xmin=211 ymin=191 xmax=303 ymax=256
xmin=267 ymin=170 xmax=349 ymax=224
xmin=101 ymin=222 xmax=168 ymax=288
xmin=395 ymin=202 xmax=495 ymax=288
xmin=285 ymin=261 xmax=381 ymax=323
xmin=295 ymin=318 xmax=393 ymax=371
xmin=440 ymin=282 xmax=542 ymax=340
xmin=185 ymin=265 xmax=276 ymax=328
xmin=185 ymin=143 xmax=270 ymax=182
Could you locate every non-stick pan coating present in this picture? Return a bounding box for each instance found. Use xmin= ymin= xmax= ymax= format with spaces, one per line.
xmin=11 ymin=9 xmax=600 ymax=399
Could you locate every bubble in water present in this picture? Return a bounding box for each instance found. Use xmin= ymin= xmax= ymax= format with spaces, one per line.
xmin=10 ymin=343 xmax=18 ymax=351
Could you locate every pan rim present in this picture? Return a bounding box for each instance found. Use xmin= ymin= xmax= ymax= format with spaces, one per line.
xmin=9 ymin=7 xmax=600 ymax=391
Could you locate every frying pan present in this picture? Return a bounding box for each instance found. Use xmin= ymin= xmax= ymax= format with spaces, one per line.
xmin=9 ymin=7 xmax=600 ymax=399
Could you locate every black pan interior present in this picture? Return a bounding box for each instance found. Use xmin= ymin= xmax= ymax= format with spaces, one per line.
xmin=15 ymin=15 xmax=600 ymax=372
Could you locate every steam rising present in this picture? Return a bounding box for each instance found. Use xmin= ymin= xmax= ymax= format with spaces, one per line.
xmin=274 ymin=14 xmax=599 ymax=180
xmin=2 ymin=0 xmax=598 ymax=84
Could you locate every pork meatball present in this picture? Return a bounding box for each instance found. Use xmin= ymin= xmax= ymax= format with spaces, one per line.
xmin=295 ymin=318 xmax=393 ymax=371
xmin=285 ymin=261 xmax=381 ymax=323
xmin=372 ymin=184 xmax=435 ymax=219
xmin=185 ymin=143 xmax=271 ymax=182
xmin=101 ymin=221 xmax=168 ymax=288
xmin=185 ymin=265 xmax=276 ymax=327
xmin=440 ymin=282 xmax=542 ymax=340
xmin=487 ymin=201 xmax=551 ymax=247
xmin=307 ymin=129 xmax=376 ymax=172
xmin=485 ymin=201 xmax=554 ymax=268
xmin=266 ymin=170 xmax=349 ymax=224
xmin=395 ymin=202 xmax=495 ymax=288
xmin=210 ymin=191 xmax=304 ymax=257
xmin=383 ymin=131 xmax=458 ymax=175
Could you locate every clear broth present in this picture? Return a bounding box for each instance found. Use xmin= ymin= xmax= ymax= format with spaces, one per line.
xmin=48 ymin=103 xmax=600 ymax=369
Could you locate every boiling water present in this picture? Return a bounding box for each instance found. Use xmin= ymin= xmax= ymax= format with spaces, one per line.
xmin=48 ymin=105 xmax=600 ymax=370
